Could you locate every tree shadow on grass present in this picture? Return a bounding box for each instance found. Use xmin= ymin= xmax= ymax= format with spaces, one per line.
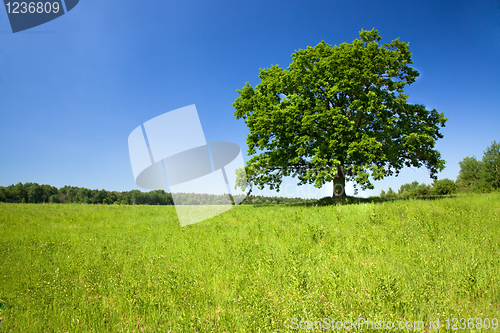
xmin=246 ymin=194 xmax=459 ymax=208
xmin=314 ymin=194 xmax=458 ymax=206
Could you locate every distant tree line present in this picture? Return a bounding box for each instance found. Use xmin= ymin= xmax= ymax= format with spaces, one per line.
xmin=379 ymin=179 xmax=457 ymax=200
xmin=239 ymin=195 xmax=316 ymax=205
xmin=1 ymin=142 xmax=497 ymax=205
xmin=380 ymin=141 xmax=499 ymax=199
xmin=0 ymin=183 xmax=316 ymax=206
xmin=0 ymin=183 xmax=174 ymax=205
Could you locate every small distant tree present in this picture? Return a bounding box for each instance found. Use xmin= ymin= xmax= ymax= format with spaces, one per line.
xmin=12 ymin=183 xmax=28 ymax=203
xmin=28 ymin=183 xmax=44 ymax=203
xmin=412 ymin=183 xmax=432 ymax=196
xmin=399 ymin=181 xmax=420 ymax=195
xmin=49 ymin=194 xmax=61 ymax=203
xmin=94 ymin=190 xmax=107 ymax=204
xmin=385 ymin=187 xmax=397 ymax=200
xmin=431 ymin=178 xmax=457 ymax=195
xmin=78 ymin=188 xmax=90 ymax=203
xmin=66 ymin=187 xmax=78 ymax=203
xmin=456 ymin=156 xmax=483 ymax=192
xmin=456 ymin=141 xmax=499 ymax=192
xmin=480 ymin=140 xmax=500 ymax=190
xmin=41 ymin=184 xmax=58 ymax=203
xmin=398 ymin=181 xmax=431 ymax=197
xmin=107 ymin=192 xmax=118 ymax=204
xmin=130 ymin=190 xmax=145 ymax=205
xmin=121 ymin=194 xmax=131 ymax=205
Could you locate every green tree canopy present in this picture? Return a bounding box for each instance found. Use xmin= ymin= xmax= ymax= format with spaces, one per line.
xmin=431 ymin=178 xmax=457 ymax=195
xmin=27 ymin=183 xmax=44 ymax=203
xmin=233 ymin=29 xmax=447 ymax=199
xmin=456 ymin=156 xmax=483 ymax=191
xmin=399 ymin=181 xmax=420 ymax=195
xmin=457 ymin=141 xmax=500 ymax=192
xmin=481 ymin=140 xmax=500 ymax=190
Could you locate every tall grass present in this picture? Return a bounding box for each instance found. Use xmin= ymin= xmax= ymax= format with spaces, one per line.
xmin=1 ymin=194 xmax=499 ymax=332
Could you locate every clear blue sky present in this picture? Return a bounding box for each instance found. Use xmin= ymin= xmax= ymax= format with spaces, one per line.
xmin=1 ymin=0 xmax=499 ymax=198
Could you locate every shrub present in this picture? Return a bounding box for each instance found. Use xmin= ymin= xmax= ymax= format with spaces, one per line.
xmin=398 ymin=181 xmax=431 ymax=197
xmin=432 ymin=179 xmax=457 ymax=195
xmin=412 ymin=183 xmax=432 ymax=196
xmin=385 ymin=187 xmax=397 ymax=200
xmin=399 ymin=181 xmax=419 ymax=195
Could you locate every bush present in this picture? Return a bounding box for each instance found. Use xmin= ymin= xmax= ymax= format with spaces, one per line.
xmin=412 ymin=183 xmax=432 ymax=196
xmin=399 ymin=181 xmax=419 ymax=195
xmin=432 ymin=179 xmax=457 ymax=195
xmin=385 ymin=188 xmax=397 ymax=200
xmin=399 ymin=189 xmax=411 ymax=199
xmin=397 ymin=181 xmax=431 ymax=197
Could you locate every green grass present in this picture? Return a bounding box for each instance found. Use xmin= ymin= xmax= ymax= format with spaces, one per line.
xmin=1 ymin=194 xmax=499 ymax=332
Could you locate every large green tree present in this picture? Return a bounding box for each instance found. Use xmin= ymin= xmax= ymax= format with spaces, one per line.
xmin=233 ymin=29 xmax=447 ymax=199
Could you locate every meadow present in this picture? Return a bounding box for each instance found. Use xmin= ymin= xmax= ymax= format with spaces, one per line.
xmin=0 ymin=194 xmax=499 ymax=332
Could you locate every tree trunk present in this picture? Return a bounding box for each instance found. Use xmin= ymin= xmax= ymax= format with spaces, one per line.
xmin=332 ymin=165 xmax=346 ymax=201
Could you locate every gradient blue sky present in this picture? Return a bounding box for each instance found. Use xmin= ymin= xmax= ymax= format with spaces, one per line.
xmin=1 ymin=0 xmax=499 ymax=198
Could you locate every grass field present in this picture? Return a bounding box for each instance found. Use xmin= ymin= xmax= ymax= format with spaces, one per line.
xmin=1 ymin=194 xmax=499 ymax=332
